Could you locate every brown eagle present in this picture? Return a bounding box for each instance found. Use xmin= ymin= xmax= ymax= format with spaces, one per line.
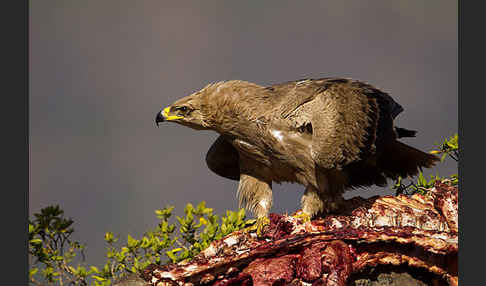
xmin=155 ymin=78 xmax=438 ymax=221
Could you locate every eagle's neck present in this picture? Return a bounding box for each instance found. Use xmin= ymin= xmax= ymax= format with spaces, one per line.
xmin=202 ymin=81 xmax=274 ymax=136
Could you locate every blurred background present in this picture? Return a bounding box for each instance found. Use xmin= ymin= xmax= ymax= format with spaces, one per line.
xmin=30 ymin=1 xmax=457 ymax=269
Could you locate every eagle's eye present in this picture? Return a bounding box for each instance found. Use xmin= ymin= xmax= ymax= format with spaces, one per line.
xmin=174 ymin=106 xmax=192 ymax=116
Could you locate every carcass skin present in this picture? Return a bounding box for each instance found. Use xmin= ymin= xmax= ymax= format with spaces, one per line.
xmin=123 ymin=182 xmax=458 ymax=286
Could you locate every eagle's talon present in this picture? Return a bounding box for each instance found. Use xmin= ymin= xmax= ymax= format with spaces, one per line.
xmin=256 ymin=216 xmax=270 ymax=237
xmin=244 ymin=216 xmax=270 ymax=237
xmin=292 ymin=211 xmax=311 ymax=223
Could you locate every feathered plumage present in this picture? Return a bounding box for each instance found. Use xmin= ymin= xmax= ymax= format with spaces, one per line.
xmin=155 ymin=78 xmax=438 ymax=218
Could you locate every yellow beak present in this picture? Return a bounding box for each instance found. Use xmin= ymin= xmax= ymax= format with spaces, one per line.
xmin=162 ymin=107 xmax=184 ymax=120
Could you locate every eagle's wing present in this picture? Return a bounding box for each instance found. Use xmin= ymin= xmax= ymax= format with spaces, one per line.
xmin=277 ymin=78 xmax=399 ymax=170
xmin=205 ymin=135 xmax=240 ymax=181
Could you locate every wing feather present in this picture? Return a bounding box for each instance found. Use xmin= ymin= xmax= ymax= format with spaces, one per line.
xmin=274 ymin=78 xmax=398 ymax=170
xmin=309 ymin=83 xmax=372 ymax=169
xmin=205 ymin=135 xmax=240 ymax=180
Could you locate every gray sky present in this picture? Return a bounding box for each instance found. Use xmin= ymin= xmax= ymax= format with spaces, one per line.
xmin=30 ymin=0 xmax=457 ymax=269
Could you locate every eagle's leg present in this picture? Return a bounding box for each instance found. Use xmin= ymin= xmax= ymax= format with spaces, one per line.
xmin=237 ymin=173 xmax=273 ymax=217
xmin=237 ymin=173 xmax=273 ymax=235
xmin=300 ymin=184 xmax=344 ymax=220
xmin=300 ymin=185 xmax=325 ymax=220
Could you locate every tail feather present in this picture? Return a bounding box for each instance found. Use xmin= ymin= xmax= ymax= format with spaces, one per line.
xmin=395 ymin=127 xmax=417 ymax=138
xmin=379 ymin=140 xmax=439 ymax=179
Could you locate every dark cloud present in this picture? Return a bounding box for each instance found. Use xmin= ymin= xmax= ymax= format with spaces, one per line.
xmin=30 ymin=0 xmax=457 ymax=268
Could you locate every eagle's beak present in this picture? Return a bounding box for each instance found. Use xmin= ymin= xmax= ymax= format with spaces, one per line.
xmin=155 ymin=107 xmax=184 ymax=126
xmin=155 ymin=111 xmax=165 ymax=126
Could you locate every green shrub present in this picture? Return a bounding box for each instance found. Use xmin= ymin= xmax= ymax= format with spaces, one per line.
xmin=392 ymin=133 xmax=458 ymax=195
xmin=29 ymin=202 xmax=254 ymax=285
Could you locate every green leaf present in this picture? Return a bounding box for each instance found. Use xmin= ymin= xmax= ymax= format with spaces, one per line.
xmin=166 ymin=248 xmax=183 ymax=263
xmin=52 ymin=255 xmax=64 ymax=261
xmin=186 ymin=211 xmax=194 ymax=224
xmin=156 ymin=206 xmax=174 ymax=220
xmin=29 ymin=238 xmax=43 ymax=245
xmin=127 ymin=234 xmax=138 ymax=248
xmin=185 ymin=203 xmax=195 ymax=215
xmin=196 ymin=201 xmax=206 ymax=214
xmin=133 ymin=257 xmax=139 ymax=269
xmin=104 ymin=232 xmax=114 ymax=243
xmin=120 ymin=246 xmax=129 ymax=254
xmin=196 ymin=217 xmax=207 ymax=228
xmin=92 ymin=275 xmax=107 ymax=282
xmin=29 ymin=268 xmax=38 ymax=277
xmin=417 ymin=172 xmax=426 ymax=186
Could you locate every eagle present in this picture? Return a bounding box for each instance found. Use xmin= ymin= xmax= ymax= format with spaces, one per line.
xmin=155 ymin=78 xmax=438 ymax=222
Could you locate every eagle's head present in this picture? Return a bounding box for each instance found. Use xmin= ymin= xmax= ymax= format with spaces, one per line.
xmin=156 ymin=80 xmax=264 ymax=132
xmin=155 ymin=92 xmax=211 ymax=130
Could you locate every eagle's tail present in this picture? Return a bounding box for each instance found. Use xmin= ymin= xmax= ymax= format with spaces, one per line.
xmin=395 ymin=127 xmax=417 ymax=138
xmin=379 ymin=140 xmax=439 ymax=179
